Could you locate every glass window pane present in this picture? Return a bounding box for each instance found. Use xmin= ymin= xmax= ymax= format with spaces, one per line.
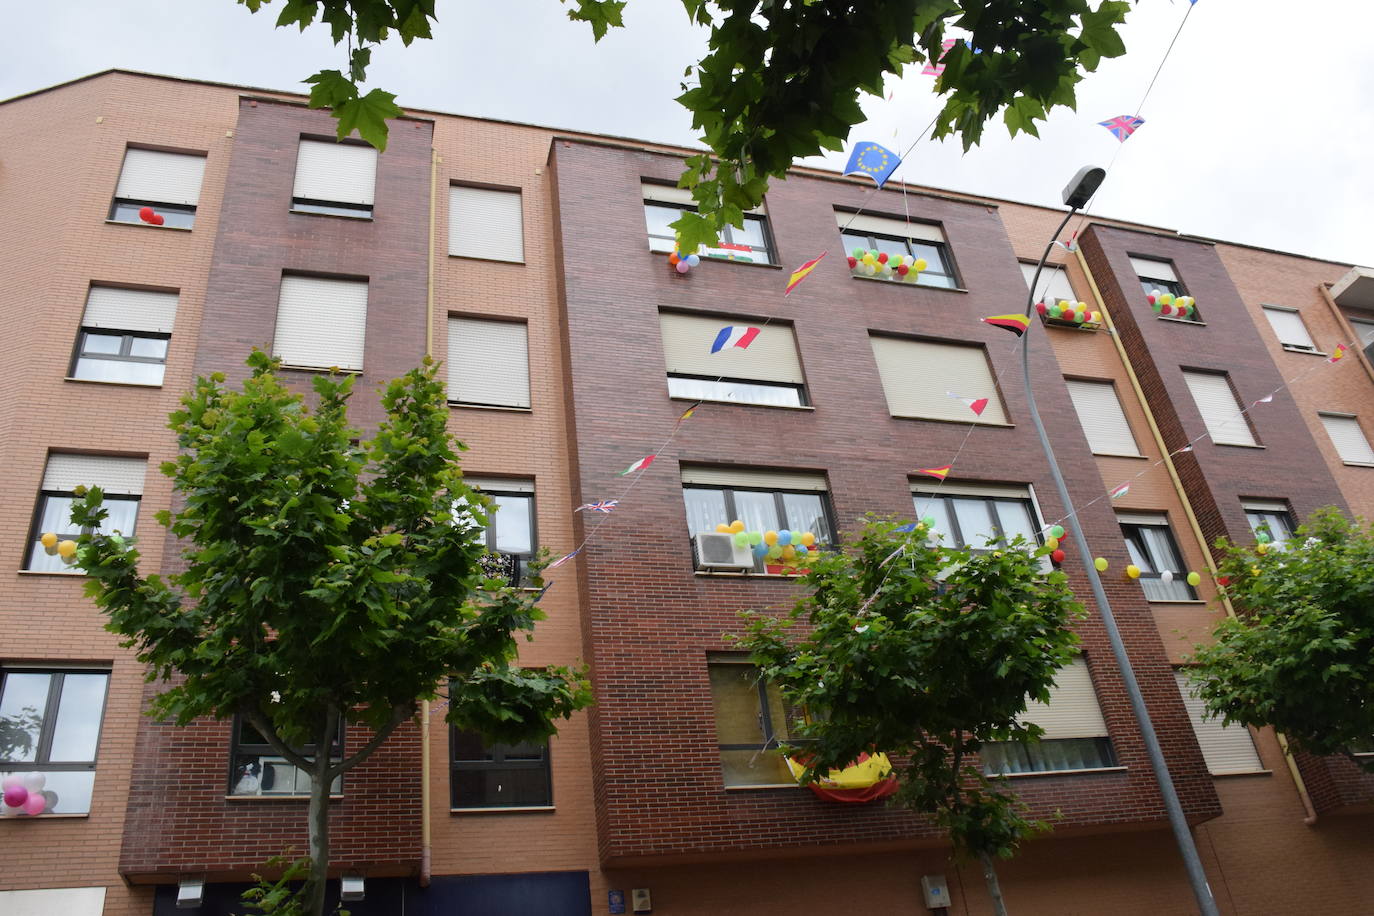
xmin=709 ymin=665 xmax=766 ymax=745
xmin=73 ymin=357 xmax=165 ymax=385
xmin=1140 ymin=527 xmax=1181 ymax=572
xmin=730 ymin=217 xmax=768 ymax=250
xmin=0 ymin=673 xmax=51 ymax=763
xmin=873 ymin=237 xmax=910 ymax=260
xmin=913 ymin=496 xmax=954 ymax=542
xmin=643 ymin=204 xmax=681 ymax=239
xmin=452 ymin=730 xmax=495 ymax=762
xmin=781 ymin=493 xmax=830 ymax=545
xmin=951 ymin=498 xmax=996 ymax=548
xmin=732 ymin=491 xmax=780 ymax=535
xmin=0 ymin=768 xmax=96 ymax=815
xmin=128 ymin=337 xmax=169 ymax=359
xmin=491 ymin=494 xmax=532 ymax=554
xmin=840 ymin=231 xmax=869 ymax=252
xmin=683 ymin=488 xmax=728 ymax=537
xmin=81 ymin=334 xmax=123 ymax=355
xmin=719 ymin=748 xmax=793 ymax=786
xmin=47 ymin=674 xmax=107 ymax=762
xmin=992 ymin=499 xmax=1038 ymax=545
xmin=665 ymin=376 xmax=802 ymax=407
xmin=98 ymin=499 xmax=140 ymax=536
xmin=912 ymin=242 xmax=957 ymax=287
xmin=37 ymin=496 xmax=76 ymax=534
xmin=454 ymin=765 xmax=549 ymax=807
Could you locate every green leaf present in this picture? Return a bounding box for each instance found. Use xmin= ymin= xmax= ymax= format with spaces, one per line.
xmin=304 ymin=69 xmax=358 ymax=111
xmin=349 ymin=46 xmax=372 ymax=84
xmin=1078 ymin=1 xmax=1130 ymax=61
xmin=563 ymin=0 xmax=627 ymax=42
xmin=333 ymin=88 xmax=402 ymax=151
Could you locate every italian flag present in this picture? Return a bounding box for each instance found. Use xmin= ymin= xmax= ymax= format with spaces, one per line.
xmin=619 ymin=454 xmax=656 ymax=476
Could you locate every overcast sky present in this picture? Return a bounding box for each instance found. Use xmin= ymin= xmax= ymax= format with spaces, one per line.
xmin=5 ymin=1 xmax=1370 ymax=266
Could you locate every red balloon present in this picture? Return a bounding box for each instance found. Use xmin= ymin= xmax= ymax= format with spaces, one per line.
xmin=1217 ymin=576 xmax=1231 ymax=586
xmin=1160 ymin=304 xmax=1173 ymax=316
xmin=138 ymin=206 xmax=156 ymax=223
xmin=151 ymin=213 xmax=165 ymax=226
xmin=1035 ymin=301 xmax=1048 ymax=316
xmin=1051 ymin=549 xmax=1066 ymax=564
xmin=877 ymin=252 xmax=889 ymax=264
xmin=1061 ymin=309 xmax=1076 ymax=323
xmin=1147 ymin=294 xmax=1156 ymax=305
xmin=847 ymin=256 xmax=857 ymax=268
xmin=896 ymin=264 xmax=909 ymax=276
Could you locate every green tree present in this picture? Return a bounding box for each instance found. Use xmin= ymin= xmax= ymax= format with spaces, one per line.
xmin=64 ymin=351 xmax=592 ymax=916
xmin=737 ymin=519 xmax=1083 ymax=915
xmin=233 ymin=0 xmax=1130 ymax=253
xmin=1190 ymin=508 xmax=1374 ymax=773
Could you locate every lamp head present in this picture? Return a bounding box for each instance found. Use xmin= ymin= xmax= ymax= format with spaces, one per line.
xmin=1062 ymin=165 xmax=1106 ymax=209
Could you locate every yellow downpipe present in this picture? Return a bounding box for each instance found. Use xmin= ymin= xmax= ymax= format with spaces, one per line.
xmin=419 ymin=145 xmax=439 ymax=886
xmin=1074 ymin=245 xmax=1319 ymax=825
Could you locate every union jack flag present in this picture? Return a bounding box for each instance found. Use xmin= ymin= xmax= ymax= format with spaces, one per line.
xmin=576 ymin=500 xmax=619 ymax=513
xmin=1098 ymin=115 xmax=1145 ymax=142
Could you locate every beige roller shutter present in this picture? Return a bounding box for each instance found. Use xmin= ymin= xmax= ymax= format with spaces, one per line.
xmin=273 ymin=276 xmax=368 ymax=371
xmin=1129 ymin=257 xmax=1178 ymax=282
xmin=1173 ymin=671 xmax=1263 ymax=775
xmin=837 ymin=211 xmax=944 ymax=243
xmin=660 ymin=313 xmax=803 ymax=385
xmin=912 ymin=481 xmax=1033 ymax=501
xmin=1320 ymin=413 xmax=1374 ymax=464
xmin=1183 ymin=372 xmax=1256 ymax=446
xmin=680 ymin=467 xmax=827 ymax=491
xmin=43 ymin=454 xmax=146 ymax=495
xmin=1021 ymin=658 xmax=1108 ymax=739
xmin=83 ymin=286 xmax=178 ymax=334
xmin=114 ymin=148 xmax=206 ymax=206
xmin=870 ymin=336 xmax=1006 ymax=424
xmin=1065 ymin=379 xmax=1141 ymax=456
xmin=1261 ymin=307 xmax=1315 ymax=349
xmin=447 ymin=317 xmax=530 ymax=408
xmin=292 ymin=140 xmax=377 ymax=206
xmin=449 ymin=186 xmax=524 ymax=262
xmin=1021 ymin=263 xmax=1076 ymax=303
xmin=643 ymin=182 xmax=763 ymax=214
xmin=464 ymin=477 xmax=535 ymax=493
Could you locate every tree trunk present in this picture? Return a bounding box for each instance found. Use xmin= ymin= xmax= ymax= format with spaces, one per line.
xmin=302 ymin=745 xmax=333 ymax=916
xmin=979 ymin=850 xmax=1010 ymax=916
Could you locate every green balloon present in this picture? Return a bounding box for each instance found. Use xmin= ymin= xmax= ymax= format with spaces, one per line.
xmin=767 ymin=544 xmax=783 ymax=559
xmin=852 ymin=247 xmax=866 ymax=259
xmin=733 ymin=531 xmax=750 ymax=547
xmin=922 ymin=515 xmax=936 ymax=528
xmin=748 ymin=531 xmax=763 ymax=546
xmin=1049 ymin=525 xmax=1065 ymax=540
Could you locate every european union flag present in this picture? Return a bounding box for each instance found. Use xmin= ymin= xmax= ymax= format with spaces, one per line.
xmin=843 ymin=141 xmax=902 ymax=189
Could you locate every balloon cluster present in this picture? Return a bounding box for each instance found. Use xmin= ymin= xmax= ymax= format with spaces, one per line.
xmin=1119 ymin=564 xmax=1202 ymax=587
xmin=1254 ymin=529 xmax=1272 ymax=554
xmin=2 ymin=773 xmax=57 ymax=816
xmin=1036 ymin=299 xmax=1100 ymax=327
xmin=138 ymin=206 xmax=165 ymax=227
xmin=847 ymin=248 xmax=926 ymax=282
xmin=1043 ymin=524 xmax=1068 ymax=565
xmin=714 ymin=519 xmax=818 ymax=567
xmin=39 ymin=531 xmax=78 ymax=566
xmin=1147 ymin=290 xmax=1197 ymax=320
xmin=668 ymin=244 xmax=701 ymax=275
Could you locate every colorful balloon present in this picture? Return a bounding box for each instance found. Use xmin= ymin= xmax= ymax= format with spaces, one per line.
xmin=1044 ymin=537 xmax=1059 ymax=551
xmin=685 ymin=254 xmax=700 ymax=267
xmin=40 ymin=532 xmax=57 ymax=549
xmin=1051 ymin=549 xmax=1066 ymax=564
xmin=796 ymin=544 xmax=809 ymax=557
xmin=914 ymin=258 xmax=928 ymax=271
xmin=748 ymin=531 xmax=763 ymax=546
xmin=733 ymin=531 xmax=750 ymax=547
xmin=1036 ymin=302 xmax=1048 ymax=316
xmin=3 ymin=785 xmax=27 ymax=808
xmin=847 ymin=256 xmax=858 ymax=269
xmin=715 ymin=523 xmax=730 ymax=533
xmin=729 ymin=519 xmax=745 ymax=533
xmin=781 ymin=545 xmax=796 ymax=560
xmin=1094 ymin=557 xmax=1109 ymax=572
xmin=1186 ymin=571 xmax=1201 ymax=587
xmin=57 ymin=540 xmax=77 ymax=558
xmin=777 ymin=530 xmax=792 ymax=546
xmin=1049 ymin=525 xmax=1065 ymax=540
xmin=676 ymin=261 xmax=691 ymax=273
xmin=1160 ymin=570 xmax=1174 ymax=584
xmin=752 ymin=543 xmax=768 ymax=559
xmin=800 ymin=531 xmax=816 ymax=547
xmin=1126 ymin=564 xmax=1141 ymax=579
xmin=22 ymin=793 xmax=45 ymax=816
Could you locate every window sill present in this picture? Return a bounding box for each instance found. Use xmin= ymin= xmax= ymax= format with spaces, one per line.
xmin=289 ymin=208 xmax=373 ymax=222
xmin=448 ymin=402 xmax=532 ymax=413
xmin=694 ymin=571 xmax=807 ymax=580
xmin=448 ymin=254 xmax=526 ymax=265
xmin=0 ymin=812 xmax=89 ymax=820
xmin=451 ymin=805 xmax=555 ymax=814
xmin=990 ymin=765 xmax=1127 ymax=779
xmin=652 ymin=250 xmax=781 ymax=270
xmin=1146 ymin=598 xmax=1208 ymax=606
xmin=1213 ymin=442 xmax=1265 ymax=450
xmin=891 ymin=415 xmax=1014 ymax=429
xmin=226 ymin=794 xmax=344 ymax=801
xmin=1157 ymin=316 xmax=1206 ymax=326
xmin=17 ymin=570 xmax=87 ymax=578
xmin=669 ymin=396 xmax=814 ymax=413
xmin=850 ymin=273 xmax=966 ymax=293
xmin=1211 ymin=769 xmax=1272 ymax=778
xmin=277 ymin=364 xmax=364 ymax=375
xmin=1281 ymin=345 xmax=1327 ymax=356
xmin=104 ymin=219 xmax=193 ymax=233
xmin=1341 ymin=462 xmax=1374 ymax=468
xmin=723 ymin=783 xmax=799 ymax=791
xmin=64 ymin=377 xmax=162 ymax=389
xmin=1092 ymin=451 xmax=1148 ymax=459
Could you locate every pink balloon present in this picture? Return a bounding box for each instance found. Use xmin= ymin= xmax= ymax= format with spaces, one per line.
xmin=3 ymin=785 xmax=28 ymax=807
xmin=1 ymin=774 xmax=22 ymax=791
xmin=675 ymin=261 xmax=691 ymax=274
xmin=22 ymin=792 xmax=46 ymax=816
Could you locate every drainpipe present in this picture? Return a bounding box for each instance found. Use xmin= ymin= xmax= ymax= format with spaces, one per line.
xmin=1074 ymin=246 xmax=1319 ymax=826
xmin=419 ymin=145 xmax=439 ymax=886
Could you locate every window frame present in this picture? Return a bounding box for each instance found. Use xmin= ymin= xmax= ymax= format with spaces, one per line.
xmin=1118 ymin=514 xmax=1198 ymax=601
xmin=664 ymin=373 xmax=807 ymax=408
xmin=911 ymin=486 xmax=1045 ymax=553
xmin=228 ymin=715 xmax=344 ymax=798
xmin=1133 ymin=257 xmax=1199 ymax=322
xmin=0 ymin=667 xmax=111 ymax=815
xmin=642 ymin=199 xmax=776 ymax=265
xmin=707 ymin=656 xmax=811 ymax=788
xmin=1318 ymin=411 xmax=1374 ymax=467
xmin=682 ymin=482 xmax=836 ymax=574
xmin=841 ymin=228 xmax=959 ymax=289
xmin=1242 ymin=501 xmax=1296 ymax=547
xmin=108 ymin=199 xmax=197 ymax=229
xmin=465 ymin=483 xmax=538 ymax=587
xmin=449 ymin=727 xmax=553 ymax=810
xmin=980 ymin=737 xmax=1119 ymax=776
xmin=289 ymin=137 xmax=378 ymax=219
xmin=1063 ymin=378 xmax=1143 ymax=457
xmin=1260 ymin=304 xmax=1318 ymax=352
xmin=1347 ymin=316 xmax=1374 ymax=365
xmin=69 ymin=328 xmax=170 ymax=386
xmin=25 ymin=490 xmax=141 ymax=573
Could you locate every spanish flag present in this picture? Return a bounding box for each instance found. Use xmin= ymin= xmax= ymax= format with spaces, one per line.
xmin=982 ymin=313 xmax=1031 ymax=337
xmin=1328 ymin=344 xmax=1348 ymax=363
xmin=916 ymin=465 xmax=952 ymax=480
xmin=785 ymin=251 xmax=827 ymax=296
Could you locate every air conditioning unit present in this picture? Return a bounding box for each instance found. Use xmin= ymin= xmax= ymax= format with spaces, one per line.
xmin=694 ymin=532 xmax=755 ymax=570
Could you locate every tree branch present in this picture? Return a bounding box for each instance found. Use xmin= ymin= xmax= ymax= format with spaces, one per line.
xmin=327 ymin=703 xmax=414 ymax=781
xmin=240 ymin=705 xmax=315 ymax=772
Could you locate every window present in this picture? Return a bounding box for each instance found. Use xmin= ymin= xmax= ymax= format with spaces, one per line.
xmin=447 ymin=317 xmax=530 ymax=409
xmin=450 ymin=729 xmax=551 ymax=809
xmin=708 ymin=657 xmax=807 ymax=787
xmin=0 ymin=668 xmax=110 ymax=815
xmin=462 ymin=478 xmax=536 ymax=586
xmin=1173 ymin=670 xmax=1263 ymax=775
xmin=1118 ymin=512 xmax=1196 ymax=601
xmin=870 ymin=336 xmax=1007 ymax=424
xmin=1064 ymin=379 xmax=1142 ymax=457
xmin=272 ymin=275 xmax=368 ymax=372
xmin=291 ymin=138 xmax=377 ymax=218
xmin=1260 ymin=306 xmax=1317 ymax=352
xmin=69 ymin=286 xmax=177 ymax=386
xmin=913 ymin=483 xmax=1042 ymax=551
xmin=27 ymin=454 xmax=145 ymax=573
xmin=659 ymin=312 xmax=806 ymax=407
xmin=1348 ymin=316 xmax=1374 ymax=364
xmin=1183 ymin=370 xmax=1258 ymax=447
xmin=982 ymin=659 xmax=1117 ymax=775
xmin=449 ymin=185 xmax=525 ymax=262
xmin=1319 ymin=413 xmax=1374 ymax=466
xmin=840 ymin=211 xmax=957 ymax=288
xmin=1242 ymin=500 xmax=1295 ymax=548
xmin=1131 ymin=257 xmax=1188 ymax=301
xmin=1020 ymin=262 xmax=1076 ymax=305
xmin=643 ymin=183 xmax=774 ymax=264
xmin=681 ymin=468 xmax=833 ymax=574
xmin=108 ymin=147 xmax=205 ymax=229
xmin=229 ymin=716 xmax=342 ymax=797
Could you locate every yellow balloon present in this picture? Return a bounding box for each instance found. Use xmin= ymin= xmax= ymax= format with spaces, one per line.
xmin=764 ymin=530 xmax=778 ymax=545
xmin=800 ymin=532 xmax=816 ymax=547
xmin=1077 ymin=301 xmax=1087 ymax=311
xmin=57 ymin=539 xmax=78 ymax=559
xmin=1186 ymin=571 xmax=1202 ymax=587
xmin=1094 ymin=557 xmax=1109 ymax=572
xmin=715 ymin=523 xmax=731 ymax=534
xmin=782 ymin=544 xmax=796 ymax=560
xmin=1045 ymin=537 xmax=1059 ymax=551
xmin=40 ymin=532 xmax=58 ymax=549
xmin=730 ymin=519 xmax=746 ymax=533
xmin=862 ymin=254 xmax=877 ymax=266
xmin=1125 ymin=564 xmax=1141 ymax=579
xmin=1256 ymin=542 xmax=1269 ymax=555
xmin=914 ymin=258 xmax=928 ymax=271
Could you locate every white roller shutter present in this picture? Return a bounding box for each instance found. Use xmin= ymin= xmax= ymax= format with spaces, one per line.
xmin=1021 ymin=263 xmax=1076 ymax=304
xmin=292 ymin=140 xmax=377 ymax=206
xmin=660 ymin=313 xmax=803 ymax=385
xmin=837 ymin=211 xmax=945 ymax=243
xmin=1261 ymin=307 xmax=1315 ymax=349
xmin=83 ymin=286 xmax=178 ymax=334
xmin=44 ymin=454 xmax=146 ymax=495
xmin=1183 ymin=371 xmax=1257 ymax=446
xmin=680 ymin=467 xmax=827 ymax=491
xmin=642 ymin=182 xmax=763 ymax=214
xmin=1129 ymin=257 xmax=1178 ymax=282
xmin=273 ymin=276 xmax=367 ymax=371
xmin=1065 ymin=379 xmax=1141 ymax=456
xmin=449 ymin=186 xmax=524 ymax=262
xmin=114 ymin=148 xmax=206 ymax=206
xmin=1320 ymin=413 xmax=1374 ymax=465
xmin=0 ymin=887 xmax=106 ymax=916
xmin=464 ymin=477 xmax=535 ymax=493
xmin=870 ymin=336 xmax=1007 ymax=424
xmin=912 ymin=482 xmax=1033 ymax=501
xmin=447 ymin=317 xmax=530 ymax=408
xmin=1173 ymin=671 xmax=1263 ymax=775
xmin=1021 ymin=659 xmax=1108 ymax=739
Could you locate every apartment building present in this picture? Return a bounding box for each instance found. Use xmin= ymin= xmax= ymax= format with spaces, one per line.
xmin=1 ymin=70 xmax=1372 ymax=915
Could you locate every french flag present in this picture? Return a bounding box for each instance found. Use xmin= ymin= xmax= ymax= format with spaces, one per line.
xmin=711 ymin=326 xmax=761 ymax=353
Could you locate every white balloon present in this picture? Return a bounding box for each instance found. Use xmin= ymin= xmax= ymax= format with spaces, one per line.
xmin=1160 ymin=570 xmax=1174 ymax=584
xmin=22 ymin=772 xmax=46 ymax=792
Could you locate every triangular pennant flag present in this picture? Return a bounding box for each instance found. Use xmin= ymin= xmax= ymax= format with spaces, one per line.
xmin=982 ymin=314 xmax=1030 ymax=337
xmin=711 ymin=326 xmax=761 ymax=353
xmin=576 ymin=500 xmax=619 ymax=513
xmin=1109 ymin=482 xmax=1130 ymax=500
xmin=915 ymin=465 xmax=952 ymax=480
xmin=549 ymin=549 xmax=580 ymax=569
xmin=1099 ymin=115 xmax=1145 ymax=142
xmin=619 ymin=455 xmax=656 ymax=476
xmin=677 ymin=401 xmax=702 ymax=423
xmin=1328 ymin=344 xmax=1348 ymax=363
xmin=920 ymin=38 xmax=958 ymax=76
xmin=946 ymin=391 xmax=990 ymax=416
xmin=785 ymin=251 xmax=826 ymax=296
xmin=1253 ymin=393 xmax=1274 ymax=406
